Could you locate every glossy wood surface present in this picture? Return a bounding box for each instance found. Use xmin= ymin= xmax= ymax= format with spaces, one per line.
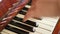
xmin=0 ymin=0 xmax=18 ymax=18
xmin=0 ymin=0 xmax=29 ymax=31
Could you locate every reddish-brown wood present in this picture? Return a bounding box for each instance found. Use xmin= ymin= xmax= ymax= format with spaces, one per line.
xmin=0 ymin=0 xmax=18 ymax=18
xmin=0 ymin=0 xmax=29 ymax=31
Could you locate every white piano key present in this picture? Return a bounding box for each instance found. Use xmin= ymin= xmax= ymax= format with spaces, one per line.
xmin=29 ymin=32 xmax=42 ymax=34
xmin=1 ymin=32 xmax=8 ymax=34
xmin=37 ymin=22 xmax=57 ymax=32
xmin=36 ymin=19 xmax=58 ymax=27
xmin=1 ymin=29 xmax=17 ymax=34
xmin=36 ymin=22 xmax=53 ymax=32
xmin=34 ymin=27 xmax=52 ymax=34
xmin=1 ymin=31 xmax=9 ymax=34
xmin=25 ymin=5 xmax=31 ymax=8
xmin=16 ymin=14 xmax=24 ymax=18
xmin=41 ymin=17 xmax=59 ymax=23
xmin=33 ymin=18 xmax=57 ymax=27
xmin=22 ymin=10 xmax=27 ymax=12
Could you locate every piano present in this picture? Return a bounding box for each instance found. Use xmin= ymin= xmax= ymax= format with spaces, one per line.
xmin=1 ymin=0 xmax=60 ymax=34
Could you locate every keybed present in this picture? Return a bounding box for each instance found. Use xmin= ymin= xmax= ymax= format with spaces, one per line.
xmin=1 ymin=0 xmax=59 ymax=34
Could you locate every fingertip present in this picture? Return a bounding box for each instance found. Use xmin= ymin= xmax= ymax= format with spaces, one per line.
xmin=23 ymin=15 xmax=29 ymax=22
xmin=23 ymin=17 xmax=27 ymax=22
xmin=23 ymin=11 xmax=33 ymax=22
xmin=23 ymin=15 xmax=32 ymax=22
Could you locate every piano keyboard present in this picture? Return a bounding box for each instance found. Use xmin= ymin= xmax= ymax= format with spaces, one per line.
xmin=1 ymin=0 xmax=59 ymax=34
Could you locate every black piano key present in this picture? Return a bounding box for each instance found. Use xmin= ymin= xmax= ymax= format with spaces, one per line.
xmin=5 ymin=25 xmax=29 ymax=34
xmin=19 ymin=10 xmax=26 ymax=15
xmin=22 ymin=7 xmax=29 ymax=11
xmin=27 ymin=0 xmax=32 ymax=5
xmin=19 ymin=10 xmax=27 ymax=15
xmin=10 ymin=21 xmax=34 ymax=32
xmin=13 ymin=17 xmax=37 ymax=27
xmin=27 ymin=3 xmax=31 ymax=5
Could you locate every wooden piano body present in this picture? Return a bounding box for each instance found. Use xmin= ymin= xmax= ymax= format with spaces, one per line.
xmin=0 ymin=0 xmax=29 ymax=31
xmin=0 ymin=0 xmax=60 ymax=34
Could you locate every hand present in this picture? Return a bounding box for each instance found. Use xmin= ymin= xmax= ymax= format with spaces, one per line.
xmin=23 ymin=0 xmax=60 ymax=22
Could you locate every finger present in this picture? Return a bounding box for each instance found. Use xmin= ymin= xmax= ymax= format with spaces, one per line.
xmin=23 ymin=11 xmax=33 ymax=22
xmin=23 ymin=15 xmax=30 ymax=22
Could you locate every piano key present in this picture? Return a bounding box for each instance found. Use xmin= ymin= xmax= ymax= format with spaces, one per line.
xmin=12 ymin=19 xmax=34 ymax=27
xmin=22 ymin=10 xmax=27 ymax=12
xmin=15 ymin=9 xmax=56 ymax=33
xmin=27 ymin=0 xmax=32 ymax=5
xmin=8 ymin=24 xmax=32 ymax=32
xmin=16 ymin=14 xmax=41 ymax=21
xmin=19 ymin=10 xmax=26 ymax=15
xmin=29 ymin=32 xmax=42 ymax=34
xmin=36 ymin=19 xmax=58 ymax=27
xmin=16 ymin=14 xmax=37 ymax=22
xmin=12 ymin=17 xmax=54 ymax=33
xmin=25 ymin=5 xmax=31 ymax=8
xmin=10 ymin=21 xmax=34 ymax=32
xmin=13 ymin=17 xmax=38 ymax=27
xmin=1 ymin=29 xmax=17 ymax=34
xmin=15 ymin=14 xmax=59 ymax=34
xmin=1 ymin=31 xmax=9 ymax=34
xmin=34 ymin=27 xmax=52 ymax=34
xmin=22 ymin=7 xmax=29 ymax=11
xmin=36 ymin=22 xmax=54 ymax=32
xmin=5 ymin=25 xmax=29 ymax=34
xmin=27 ymin=3 xmax=31 ymax=6
xmin=35 ymin=17 xmax=59 ymax=32
xmin=41 ymin=17 xmax=59 ymax=23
